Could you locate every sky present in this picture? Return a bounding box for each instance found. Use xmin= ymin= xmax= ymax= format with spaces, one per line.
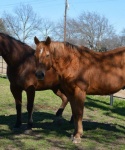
xmin=0 ymin=0 xmax=125 ymax=34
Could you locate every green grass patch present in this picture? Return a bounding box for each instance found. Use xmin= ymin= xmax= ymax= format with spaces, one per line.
xmin=0 ymin=78 xmax=125 ymax=149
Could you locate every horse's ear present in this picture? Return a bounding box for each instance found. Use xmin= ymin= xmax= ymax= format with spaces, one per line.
xmin=45 ymin=36 xmax=51 ymax=45
xmin=34 ymin=36 xmax=40 ymax=45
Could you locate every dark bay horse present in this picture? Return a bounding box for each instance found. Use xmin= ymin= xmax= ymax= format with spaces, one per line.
xmin=34 ymin=36 xmax=125 ymax=143
xmin=0 ymin=33 xmax=69 ymax=130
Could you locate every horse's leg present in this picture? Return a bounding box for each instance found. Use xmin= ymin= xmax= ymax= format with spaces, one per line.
xmin=54 ymin=89 xmax=68 ymax=117
xmin=10 ymin=84 xmax=22 ymax=128
xmin=53 ymin=89 xmax=74 ymax=123
xmin=26 ymin=86 xmax=35 ymax=130
xmin=69 ymin=87 xmax=86 ymax=143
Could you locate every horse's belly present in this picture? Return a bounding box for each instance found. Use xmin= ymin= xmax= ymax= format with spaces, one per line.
xmin=87 ymin=75 xmax=125 ymax=95
xmin=87 ymin=86 xmax=121 ymax=95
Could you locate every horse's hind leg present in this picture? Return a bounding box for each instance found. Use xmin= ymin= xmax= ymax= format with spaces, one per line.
xmin=53 ymin=89 xmax=74 ymax=123
xmin=10 ymin=84 xmax=22 ymax=128
xmin=55 ymin=89 xmax=68 ymax=116
xmin=26 ymin=86 xmax=35 ymax=130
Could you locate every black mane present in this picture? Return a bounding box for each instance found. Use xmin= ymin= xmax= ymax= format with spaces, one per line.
xmin=0 ymin=32 xmax=35 ymax=67
xmin=0 ymin=32 xmax=28 ymax=47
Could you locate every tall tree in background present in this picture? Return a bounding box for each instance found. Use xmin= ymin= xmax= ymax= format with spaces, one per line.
xmin=71 ymin=12 xmax=116 ymax=51
xmin=3 ymin=4 xmax=42 ymax=43
xmin=55 ymin=12 xmax=117 ymax=51
xmin=53 ymin=19 xmax=64 ymax=41
xmin=37 ymin=19 xmax=55 ymax=39
xmin=120 ymin=28 xmax=125 ymax=46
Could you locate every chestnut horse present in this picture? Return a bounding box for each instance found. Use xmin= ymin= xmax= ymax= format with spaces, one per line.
xmin=0 ymin=33 xmax=69 ymax=130
xmin=34 ymin=36 xmax=125 ymax=143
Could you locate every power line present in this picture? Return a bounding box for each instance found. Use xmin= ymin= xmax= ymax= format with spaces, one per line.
xmin=0 ymin=0 xmax=63 ymax=8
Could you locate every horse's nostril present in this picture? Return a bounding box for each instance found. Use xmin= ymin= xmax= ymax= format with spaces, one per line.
xmin=35 ymin=72 xmax=38 ymax=77
xmin=35 ymin=72 xmax=39 ymax=78
xmin=41 ymin=72 xmax=45 ymax=78
xmin=35 ymin=71 xmax=45 ymax=80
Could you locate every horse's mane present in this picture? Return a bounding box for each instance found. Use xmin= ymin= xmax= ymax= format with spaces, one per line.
xmin=0 ymin=33 xmax=20 ymax=43
xmin=64 ymin=42 xmax=91 ymax=54
xmin=0 ymin=32 xmax=35 ymax=66
xmin=65 ymin=42 xmax=79 ymax=50
xmin=0 ymin=32 xmax=35 ymax=53
xmin=0 ymin=32 xmax=31 ymax=47
xmin=65 ymin=41 xmax=125 ymax=56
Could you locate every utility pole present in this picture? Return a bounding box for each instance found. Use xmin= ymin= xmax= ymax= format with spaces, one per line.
xmin=64 ymin=0 xmax=68 ymax=42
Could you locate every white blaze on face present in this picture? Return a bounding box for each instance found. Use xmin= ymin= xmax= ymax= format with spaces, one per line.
xmin=46 ymin=51 xmax=50 ymax=56
xmin=39 ymin=48 xmax=43 ymax=57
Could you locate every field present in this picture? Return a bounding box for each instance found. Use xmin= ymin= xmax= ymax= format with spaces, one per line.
xmin=0 ymin=77 xmax=125 ymax=150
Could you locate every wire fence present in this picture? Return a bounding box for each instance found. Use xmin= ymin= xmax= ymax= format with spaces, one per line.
xmin=0 ymin=56 xmax=7 ymax=77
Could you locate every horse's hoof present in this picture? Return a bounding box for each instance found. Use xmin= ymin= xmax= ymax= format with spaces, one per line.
xmin=71 ymin=135 xmax=81 ymax=144
xmin=24 ymin=129 xmax=32 ymax=135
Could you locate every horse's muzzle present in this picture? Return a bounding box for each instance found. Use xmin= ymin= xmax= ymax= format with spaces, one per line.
xmin=35 ymin=71 xmax=45 ymax=80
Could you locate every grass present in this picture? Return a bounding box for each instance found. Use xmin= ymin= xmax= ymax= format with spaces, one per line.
xmin=0 ymin=77 xmax=125 ymax=149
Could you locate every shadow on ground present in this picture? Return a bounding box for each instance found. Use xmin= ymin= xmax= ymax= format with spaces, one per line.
xmin=86 ymin=96 xmax=125 ymax=117
xmin=0 ymin=111 xmax=125 ymax=135
xmin=0 ymin=111 xmax=125 ymax=149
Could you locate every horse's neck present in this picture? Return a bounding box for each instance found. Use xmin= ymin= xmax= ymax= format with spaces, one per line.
xmin=1 ymin=39 xmax=34 ymax=67
xmin=51 ymin=50 xmax=79 ymax=79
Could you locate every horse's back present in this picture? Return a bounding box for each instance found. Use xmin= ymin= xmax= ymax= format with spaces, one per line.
xmin=79 ymin=48 xmax=125 ymax=95
xmin=72 ymin=46 xmax=125 ymax=95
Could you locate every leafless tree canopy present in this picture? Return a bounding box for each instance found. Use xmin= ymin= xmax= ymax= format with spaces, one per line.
xmin=1 ymin=4 xmax=125 ymax=50
xmin=3 ymin=4 xmax=42 ymax=43
xmin=37 ymin=19 xmax=55 ymax=39
xmin=120 ymin=28 xmax=125 ymax=46
xmin=55 ymin=12 xmax=119 ymax=51
xmin=0 ymin=18 xmax=8 ymax=33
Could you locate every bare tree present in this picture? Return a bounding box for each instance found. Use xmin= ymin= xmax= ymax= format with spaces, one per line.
xmin=74 ymin=12 xmax=116 ymax=51
xmin=37 ymin=19 xmax=55 ymax=39
xmin=3 ymin=4 xmax=42 ymax=43
xmin=53 ymin=18 xmax=81 ymax=43
xmin=0 ymin=18 xmax=9 ymax=33
xmin=54 ymin=12 xmax=117 ymax=51
xmin=53 ymin=19 xmax=64 ymax=41
xmin=120 ymin=28 xmax=125 ymax=46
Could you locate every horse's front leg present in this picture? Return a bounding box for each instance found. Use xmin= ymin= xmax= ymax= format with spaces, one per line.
xmin=26 ymin=86 xmax=35 ymax=130
xmin=10 ymin=84 xmax=22 ymax=128
xmin=69 ymin=86 xmax=86 ymax=143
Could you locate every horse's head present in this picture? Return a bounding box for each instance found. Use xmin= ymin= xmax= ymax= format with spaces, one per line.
xmin=34 ymin=36 xmax=52 ymax=80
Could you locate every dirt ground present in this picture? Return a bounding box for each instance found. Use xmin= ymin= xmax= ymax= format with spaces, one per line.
xmin=113 ymin=89 xmax=125 ymax=99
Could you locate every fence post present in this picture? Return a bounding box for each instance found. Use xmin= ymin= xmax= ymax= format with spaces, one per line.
xmin=110 ymin=94 xmax=113 ymax=106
